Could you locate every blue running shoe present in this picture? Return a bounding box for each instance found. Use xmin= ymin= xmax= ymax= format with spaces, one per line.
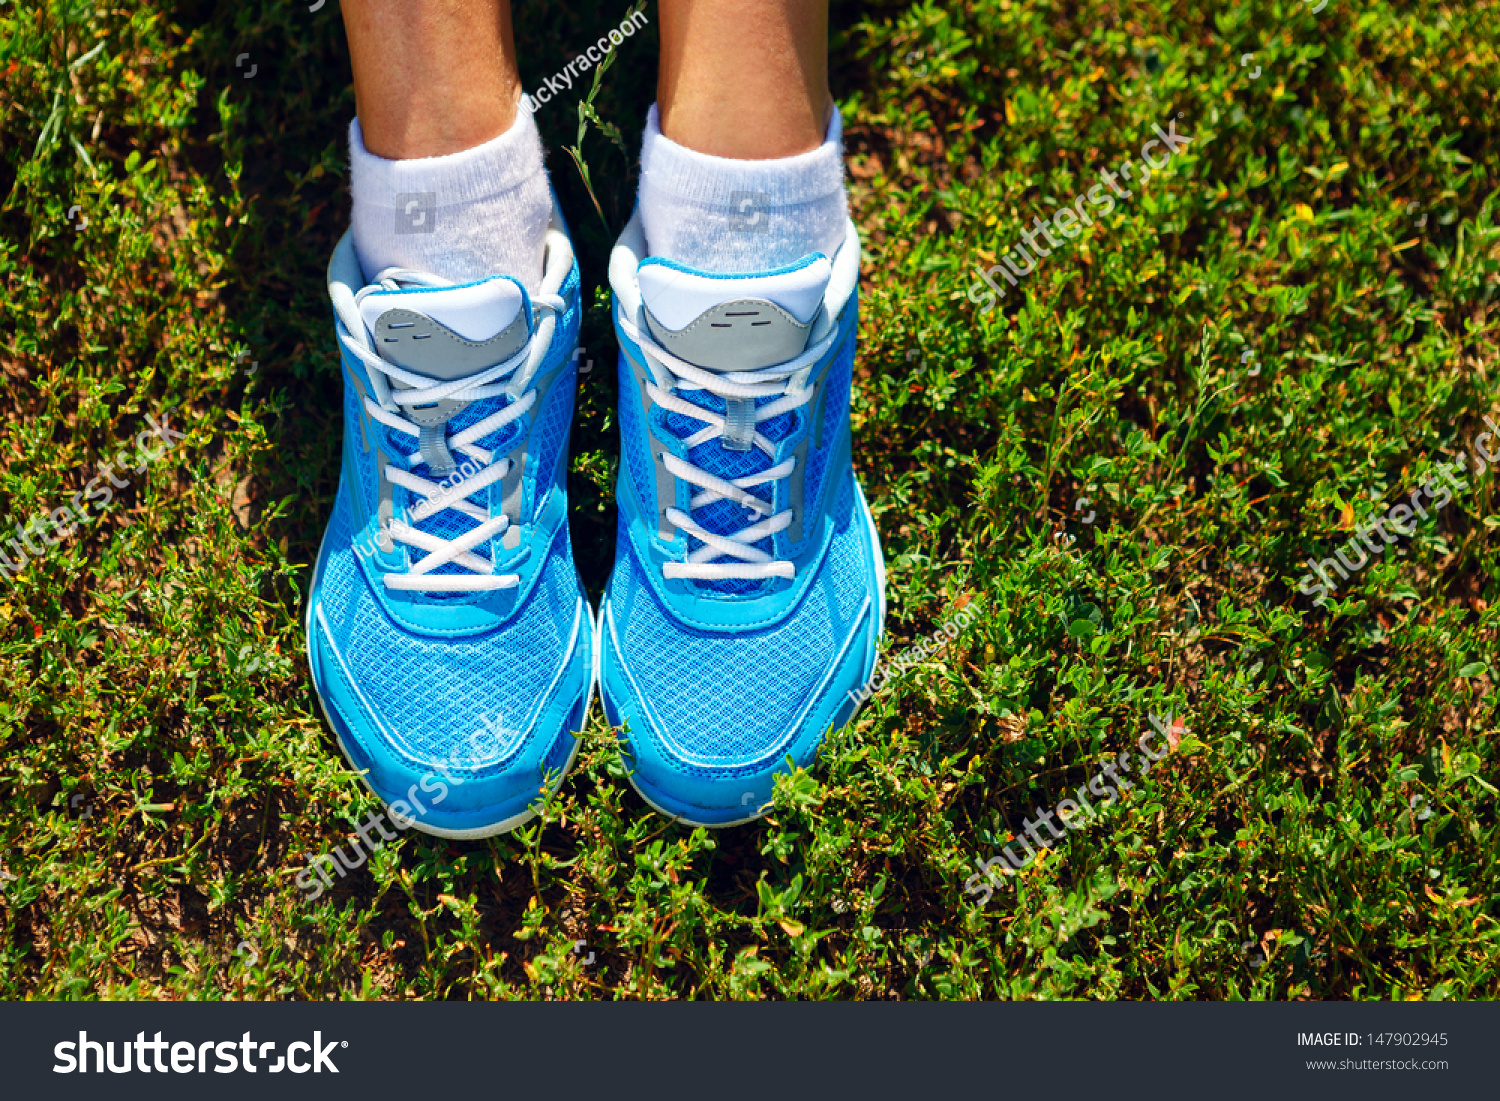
xmin=599 ymin=215 xmax=885 ymax=826
xmin=307 ymin=199 xmax=594 ymax=838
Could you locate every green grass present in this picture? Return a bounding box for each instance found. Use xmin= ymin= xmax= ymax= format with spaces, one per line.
xmin=2 ymin=0 xmax=1498 ymax=1000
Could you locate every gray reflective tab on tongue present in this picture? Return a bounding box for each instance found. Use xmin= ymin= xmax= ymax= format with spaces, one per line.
xmin=643 ymin=297 xmax=812 ymax=372
xmin=372 ymin=307 xmax=528 ymax=380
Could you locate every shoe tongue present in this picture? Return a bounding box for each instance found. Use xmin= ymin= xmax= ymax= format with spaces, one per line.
xmin=358 ymin=276 xmax=531 ymax=381
xmin=639 ymin=258 xmax=829 ymax=596
xmin=638 ymin=255 xmax=831 ymax=371
xmin=360 ymin=276 xmax=531 ymax=499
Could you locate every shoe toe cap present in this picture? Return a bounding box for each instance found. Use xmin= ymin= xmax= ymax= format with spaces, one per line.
xmin=600 ymin=546 xmax=878 ymax=826
xmin=308 ymin=512 xmax=593 ymax=835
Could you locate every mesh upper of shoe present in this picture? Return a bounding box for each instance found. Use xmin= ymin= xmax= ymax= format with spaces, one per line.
xmin=802 ymin=334 xmax=853 ymax=525
xmin=528 ymin=358 xmax=576 ymax=492
xmin=319 ymin=475 xmax=579 ymax=766
xmin=345 ymin=379 xmax=380 ymax=515
xmin=617 ymin=362 xmax=657 ymax=519
xmin=609 ymin=469 xmax=868 ymax=765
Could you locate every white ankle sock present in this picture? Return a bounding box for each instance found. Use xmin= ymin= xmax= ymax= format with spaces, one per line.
xmin=348 ymin=109 xmax=551 ymax=292
xmin=637 ymin=103 xmax=849 ymax=273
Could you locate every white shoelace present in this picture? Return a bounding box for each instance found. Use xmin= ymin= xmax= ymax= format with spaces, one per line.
xmin=618 ymin=310 xmax=838 ymax=582
xmin=338 ymin=269 xmax=567 ymax=593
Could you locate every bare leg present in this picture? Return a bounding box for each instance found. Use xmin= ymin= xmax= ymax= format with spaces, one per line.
xmin=342 ymin=0 xmax=521 ymax=159
xmin=657 ymin=0 xmax=832 ymax=159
